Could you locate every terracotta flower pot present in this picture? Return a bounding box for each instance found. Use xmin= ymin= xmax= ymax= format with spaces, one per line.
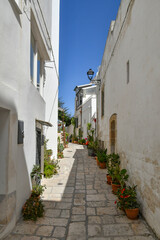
xmin=96 ymin=157 xmax=99 ymax=166
xmin=99 ymin=162 xmax=106 ymax=169
xmin=111 ymin=182 xmax=121 ymax=194
xmin=106 ymin=174 xmax=112 ymax=185
xmin=125 ymin=208 xmax=139 ymax=219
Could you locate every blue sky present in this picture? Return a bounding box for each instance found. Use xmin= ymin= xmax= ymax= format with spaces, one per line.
xmin=59 ymin=0 xmax=121 ymax=116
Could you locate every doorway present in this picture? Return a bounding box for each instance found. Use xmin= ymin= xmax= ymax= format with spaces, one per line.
xmin=36 ymin=128 xmax=42 ymax=167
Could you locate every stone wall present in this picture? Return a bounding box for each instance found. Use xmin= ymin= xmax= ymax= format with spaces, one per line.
xmin=97 ymin=0 xmax=160 ymax=237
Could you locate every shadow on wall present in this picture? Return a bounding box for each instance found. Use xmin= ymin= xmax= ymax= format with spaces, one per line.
xmin=0 ymin=105 xmax=31 ymax=238
xmin=8 ymin=0 xmax=22 ymax=27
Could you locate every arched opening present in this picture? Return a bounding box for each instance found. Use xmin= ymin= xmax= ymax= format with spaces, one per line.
xmin=109 ymin=114 xmax=117 ymax=153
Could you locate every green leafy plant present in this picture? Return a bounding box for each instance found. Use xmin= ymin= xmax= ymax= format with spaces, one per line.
xmin=78 ymin=139 xmax=83 ymax=144
xmin=47 ymin=149 xmax=52 ymax=156
xmin=30 ymin=165 xmax=43 ymax=185
xmin=106 ymin=153 xmax=120 ymax=177
xmin=88 ymin=140 xmax=99 ymax=155
xmin=57 ymin=152 xmax=64 ymax=158
xmin=97 ymin=149 xmax=107 ymax=163
xmin=44 ymin=139 xmax=53 ymax=162
xmin=71 ymin=117 xmax=76 ymax=141
xmin=58 ymin=143 xmax=64 ymax=153
xmin=79 ymin=128 xmax=83 ymax=140
xmin=32 ymin=185 xmax=46 ymax=197
xmin=87 ymin=123 xmax=94 ymax=142
xmin=111 ymin=164 xmax=129 ymax=186
xmin=30 ymin=165 xmax=42 ymax=179
xmin=44 ymin=159 xmax=60 ymax=178
xmin=74 ymin=136 xmax=78 ymax=141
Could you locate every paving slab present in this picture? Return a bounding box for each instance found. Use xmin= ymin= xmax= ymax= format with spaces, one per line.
xmin=4 ymin=144 xmax=157 ymax=240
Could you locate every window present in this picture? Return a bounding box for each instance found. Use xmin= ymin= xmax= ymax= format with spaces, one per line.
xmin=75 ymin=118 xmax=78 ymax=128
xmin=127 ymin=60 xmax=129 ymax=84
xmin=30 ymin=34 xmax=34 ymax=82
xmin=101 ymin=89 xmax=104 ymax=117
xmin=80 ymin=95 xmax=82 ymax=105
xmin=37 ymin=53 xmax=41 ymax=91
xmin=30 ymin=32 xmax=44 ymax=94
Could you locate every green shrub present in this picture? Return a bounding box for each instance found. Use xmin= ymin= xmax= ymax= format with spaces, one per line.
xmin=58 ymin=143 xmax=64 ymax=153
xmin=30 ymin=165 xmax=43 ymax=185
xmin=32 ymin=185 xmax=46 ymax=197
xmin=44 ymin=159 xmax=60 ymax=178
xmin=57 ymin=152 xmax=64 ymax=159
xmin=97 ymin=149 xmax=107 ymax=163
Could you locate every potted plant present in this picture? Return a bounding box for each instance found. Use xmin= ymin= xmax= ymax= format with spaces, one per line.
xmin=57 ymin=138 xmax=64 ymax=156
xmin=124 ymin=186 xmax=140 ymax=219
xmin=65 ymin=141 xmax=69 ymax=148
xmin=106 ymin=153 xmax=120 ymax=185
xmin=112 ymin=166 xmax=129 ymax=194
xmin=74 ymin=136 xmax=78 ymax=144
xmin=106 ymin=154 xmax=113 ymax=184
xmin=30 ymin=165 xmax=43 ymax=186
xmin=57 ymin=151 xmax=64 ymax=159
xmin=22 ymin=184 xmax=46 ymax=221
xmin=116 ymin=185 xmax=140 ymax=219
xmin=47 ymin=149 xmax=53 ymax=159
xmin=97 ymin=149 xmax=107 ymax=169
xmin=88 ymin=141 xmax=95 ymax=156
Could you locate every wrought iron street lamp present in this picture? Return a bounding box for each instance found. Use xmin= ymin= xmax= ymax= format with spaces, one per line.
xmin=87 ymin=68 xmax=101 ymax=85
xmin=87 ymin=68 xmax=94 ymax=81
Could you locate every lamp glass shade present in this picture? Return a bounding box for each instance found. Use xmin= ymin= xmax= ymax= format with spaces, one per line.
xmin=87 ymin=68 xmax=94 ymax=81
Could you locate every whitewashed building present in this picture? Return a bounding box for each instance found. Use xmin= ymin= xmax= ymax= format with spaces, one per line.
xmin=96 ymin=0 xmax=160 ymax=237
xmin=0 ymin=0 xmax=59 ymax=237
xmin=74 ymin=84 xmax=97 ymax=139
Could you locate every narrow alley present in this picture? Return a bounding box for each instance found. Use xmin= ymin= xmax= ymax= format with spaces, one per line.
xmin=5 ymin=144 xmax=157 ymax=240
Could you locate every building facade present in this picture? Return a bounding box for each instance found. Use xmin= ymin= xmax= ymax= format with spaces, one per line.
xmin=0 ymin=0 xmax=59 ymax=238
xmin=97 ymin=0 xmax=160 ymax=237
xmin=74 ymin=84 xmax=97 ymax=139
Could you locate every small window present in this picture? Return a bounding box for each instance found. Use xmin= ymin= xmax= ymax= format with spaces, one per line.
xmin=127 ymin=60 xmax=129 ymax=84
xmin=30 ymin=34 xmax=34 ymax=82
xmin=37 ymin=53 xmax=41 ymax=91
xmin=101 ymin=89 xmax=104 ymax=117
xmin=80 ymin=95 xmax=82 ymax=105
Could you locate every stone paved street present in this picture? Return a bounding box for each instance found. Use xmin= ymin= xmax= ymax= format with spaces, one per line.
xmin=5 ymin=144 xmax=158 ymax=240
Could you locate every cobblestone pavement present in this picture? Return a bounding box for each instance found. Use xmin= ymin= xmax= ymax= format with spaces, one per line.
xmin=5 ymin=144 xmax=158 ymax=240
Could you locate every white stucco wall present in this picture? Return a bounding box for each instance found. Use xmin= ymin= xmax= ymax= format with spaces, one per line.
xmin=0 ymin=0 xmax=59 ymax=237
xmin=74 ymin=86 xmax=97 ymax=139
xmin=44 ymin=0 xmax=60 ymax=159
xmin=97 ymin=0 xmax=160 ymax=237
